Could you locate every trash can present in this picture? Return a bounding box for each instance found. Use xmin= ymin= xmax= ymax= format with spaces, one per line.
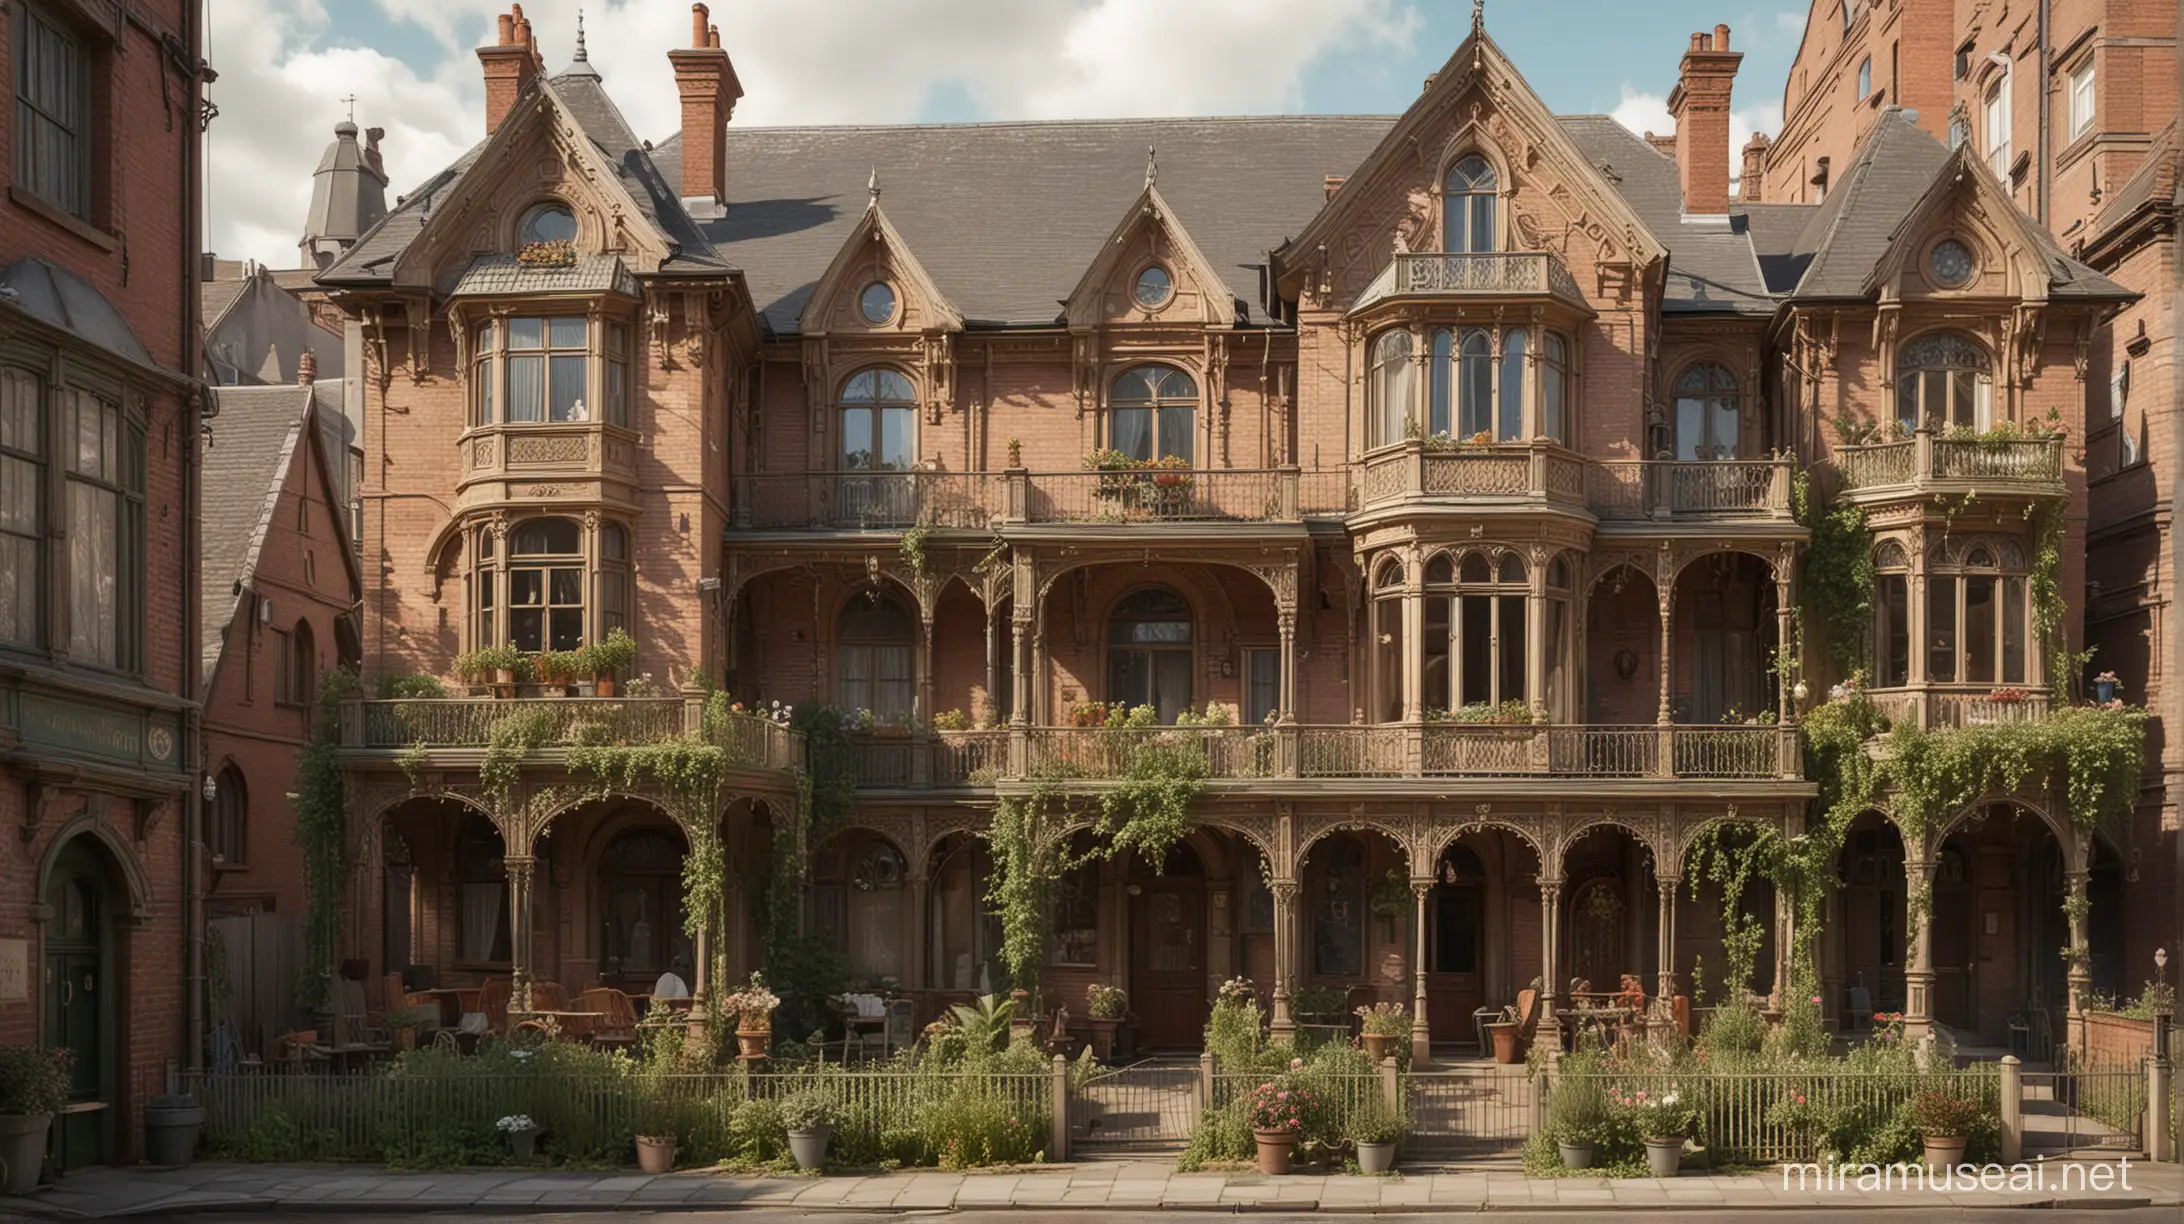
xmin=143 ymin=1094 xmax=203 ymax=1167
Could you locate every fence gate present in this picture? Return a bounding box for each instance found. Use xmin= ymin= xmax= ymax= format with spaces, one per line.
xmin=1404 ymin=1065 xmax=1536 ymax=1157
xmin=1069 ymin=1061 xmax=1201 ymax=1150
xmin=207 ymin=912 xmax=305 ymax=1061
xmin=2022 ymin=1061 xmax=2146 ymax=1155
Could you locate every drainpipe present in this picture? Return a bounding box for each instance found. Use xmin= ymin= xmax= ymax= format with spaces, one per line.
xmin=2172 ymin=0 xmax=2184 ymax=1002
xmin=181 ymin=0 xmax=208 ymax=1073
xmin=2036 ymin=0 xmax=2051 ymax=227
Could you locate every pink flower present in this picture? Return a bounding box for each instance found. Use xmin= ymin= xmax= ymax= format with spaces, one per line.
xmin=1795 ymin=1094 xmax=1806 ymax=1105
xmin=1290 ymin=1058 xmax=1303 ymax=1069
xmin=1635 ymin=1091 xmax=1647 ymax=1102
xmin=1278 ymin=1091 xmax=1290 ymax=1100
xmin=1811 ymin=995 xmax=1822 ymax=1005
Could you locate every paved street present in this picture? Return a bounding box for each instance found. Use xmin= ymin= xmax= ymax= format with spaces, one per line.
xmin=111 ymin=1211 xmax=2184 ymax=1224
xmin=4 ymin=1158 xmax=2176 ymax=1218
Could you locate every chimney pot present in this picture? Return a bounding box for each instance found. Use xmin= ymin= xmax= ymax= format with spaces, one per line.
xmin=297 ymin=351 xmax=317 ymax=386
xmin=1669 ymin=23 xmax=1741 ymax=214
xmin=710 ymin=24 xmax=722 ymax=49
xmin=479 ymin=5 xmax=543 ymax=135
xmin=1714 ymin=24 xmax=1730 ymax=50
xmin=692 ymin=4 xmax=709 ymax=48
xmin=496 ymin=12 xmax=513 ymax=44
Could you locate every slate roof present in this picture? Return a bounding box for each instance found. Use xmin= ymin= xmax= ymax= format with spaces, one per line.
xmin=448 ymin=253 xmax=640 ymax=298
xmin=201 ymin=277 xmax=249 ymax=330
xmin=2092 ymin=120 xmax=2178 ymax=244
xmin=199 ymin=384 xmax=350 ymax=683
xmin=0 ymin=257 xmax=164 ymax=373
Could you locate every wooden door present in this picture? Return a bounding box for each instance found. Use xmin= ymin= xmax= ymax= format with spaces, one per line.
xmin=45 ymin=847 xmax=109 ymax=1171
xmin=1426 ymin=884 xmax=1485 ymax=1044
xmin=1930 ymin=846 xmax=1974 ymax=1029
xmin=1565 ymin=877 xmax=1625 ymax=993
xmin=1130 ymin=878 xmax=1207 ymax=1048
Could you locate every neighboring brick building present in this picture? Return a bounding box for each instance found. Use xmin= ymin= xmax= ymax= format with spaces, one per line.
xmin=320 ymin=4 xmax=2141 ymax=1060
xmin=0 ymin=0 xmax=209 ymax=1170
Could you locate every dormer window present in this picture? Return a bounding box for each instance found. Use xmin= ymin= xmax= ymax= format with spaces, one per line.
xmin=519 ymin=203 xmax=578 ymax=245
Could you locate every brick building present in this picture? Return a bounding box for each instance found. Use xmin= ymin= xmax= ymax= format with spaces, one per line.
xmin=0 ymin=0 xmax=209 ymax=1169
xmin=327 ymin=4 xmax=2143 ymax=1058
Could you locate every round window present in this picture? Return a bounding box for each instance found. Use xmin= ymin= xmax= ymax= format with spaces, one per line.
xmin=1133 ymin=265 xmax=1174 ymax=308
xmin=1929 ymin=238 xmax=1975 ymax=288
xmin=859 ymin=282 xmax=897 ymax=325
xmin=519 ymin=203 xmax=578 ymax=245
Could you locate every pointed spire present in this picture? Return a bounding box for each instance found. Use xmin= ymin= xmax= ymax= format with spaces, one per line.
xmin=867 ymin=167 xmax=881 ymax=210
xmin=574 ymin=9 xmax=588 ymax=60
xmin=1472 ymin=0 xmax=1485 ymax=35
xmin=1145 ymin=145 xmax=1157 ymax=189
xmin=563 ymin=6 xmax=601 ymax=79
xmin=1471 ymin=0 xmax=1485 ymax=68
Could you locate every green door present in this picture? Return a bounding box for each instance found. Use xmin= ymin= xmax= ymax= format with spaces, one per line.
xmin=44 ymin=843 xmax=110 ymax=1170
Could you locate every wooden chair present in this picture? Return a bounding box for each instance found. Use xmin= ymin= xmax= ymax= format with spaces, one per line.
xmin=531 ymin=981 xmax=570 ymax=1012
xmin=479 ymin=978 xmax=512 ymax=1035
xmin=1846 ymin=984 xmax=1874 ymax=1033
xmin=329 ymin=980 xmax=389 ymax=1066
xmin=583 ymin=987 xmax=640 ymax=1048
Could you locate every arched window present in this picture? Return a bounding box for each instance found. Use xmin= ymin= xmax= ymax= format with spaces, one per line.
xmin=1424 ymin=550 xmax=1530 ymax=715
xmin=1857 ymin=57 xmax=1872 ymax=99
xmin=470 ymin=526 xmax=496 ymax=647
xmin=840 ymin=367 xmax=917 ymax=470
xmin=1425 ymin=328 xmax=1517 ymax=442
xmin=1373 ymin=560 xmax=1405 ymax=723
xmin=1312 ymin=834 xmax=1366 ymax=976
xmin=508 ymin=517 xmax=585 ymax=652
xmin=1370 ymin=331 xmax=1414 ymax=448
xmin=1540 ymin=333 xmax=1570 ymax=444
xmin=518 ymin=202 xmax=577 ymax=245
xmin=1431 ymin=844 xmax=1485 ymax=974
xmin=814 ymin=831 xmax=908 ymax=978
xmin=836 ymin=589 xmax=915 ymax=719
xmin=1925 ymin=537 xmax=2028 ymax=685
xmin=1984 ymin=74 xmax=2012 ymax=180
xmin=1442 ymin=155 xmax=1498 ymax=254
xmin=1110 ymin=364 xmax=1196 ymax=463
xmin=1897 ymin=332 xmax=1992 ymax=431
xmin=599 ymin=828 xmax=690 ymax=983
xmin=1874 ymin=540 xmax=1910 ymax=686
xmin=1107 ymin=587 xmax=1193 ymax=722
xmin=1499 ymin=329 xmax=1527 ymax=442
xmin=1674 ymin=363 xmax=1740 ymax=459
xmin=210 ymin=763 xmax=246 ymax=866
xmin=457 ymin=818 xmax=510 ymax=965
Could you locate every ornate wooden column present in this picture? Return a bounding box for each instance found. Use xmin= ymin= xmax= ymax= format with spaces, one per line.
xmin=1537 ymin=876 xmax=1563 ymax=1046
xmin=1278 ymin=610 xmax=1298 ymax=723
xmin=1270 ymin=879 xmax=1299 ymax=1040
xmin=2064 ymin=864 xmax=2092 ymax=1048
xmin=1411 ymin=879 xmax=1433 ymax=1066
xmin=1902 ymin=849 xmax=1935 ymax=1039
xmin=1655 ymin=872 xmax=1680 ymax=1002
xmin=504 ymin=854 xmax=536 ymax=1013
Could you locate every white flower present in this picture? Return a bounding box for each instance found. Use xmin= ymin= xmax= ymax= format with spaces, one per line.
xmin=1658 ymin=1093 xmax=1679 ymax=1107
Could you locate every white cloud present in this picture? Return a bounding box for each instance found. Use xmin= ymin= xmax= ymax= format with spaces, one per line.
xmin=206 ymin=0 xmax=1418 ymax=267
xmin=1608 ymin=85 xmax=1783 ymax=190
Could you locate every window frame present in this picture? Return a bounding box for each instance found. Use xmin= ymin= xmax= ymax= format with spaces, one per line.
xmin=1920 ymin=538 xmax=2031 ymax=686
xmin=2068 ymin=59 xmax=2095 ymax=140
xmin=0 ymin=366 xmax=45 ymax=650
xmin=1984 ymin=73 xmax=2012 ymax=180
xmin=1108 ymin=363 xmax=1198 ymax=464
xmin=1895 ymin=331 xmax=1994 ymax=432
xmin=1421 ymin=549 xmax=1533 ymax=715
xmin=467 ymin=515 xmax=631 ymax=656
xmin=59 ymin=385 xmax=144 ymax=674
xmin=1106 ymin=586 xmax=1195 ymax=723
xmin=838 ymin=366 xmax=918 ymax=472
xmin=210 ymin=764 xmax=248 ymax=867
xmin=12 ymin=2 xmax=94 ymax=221
xmin=1441 ymin=155 xmax=1499 ymax=254
xmin=1857 ymin=57 xmax=1872 ymax=100
xmin=467 ymin=313 xmax=630 ymax=428
xmin=1672 ymin=362 xmax=1741 ymax=460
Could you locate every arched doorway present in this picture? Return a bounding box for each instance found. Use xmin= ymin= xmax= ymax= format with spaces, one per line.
xmin=1107 ymin=587 xmax=1193 ymax=723
xmin=1836 ymin=813 xmax=1906 ymax=1018
xmin=1930 ymin=837 xmax=1976 ymax=1030
xmin=597 ymin=827 xmax=690 ymax=989
xmin=1426 ymin=844 xmax=1485 ymax=1039
xmin=1560 ymin=826 xmax=1659 ymax=997
xmin=813 ymin=830 xmax=909 ymax=983
xmin=1130 ymin=842 xmax=1207 ymax=1048
xmin=45 ymin=838 xmax=117 ymax=1169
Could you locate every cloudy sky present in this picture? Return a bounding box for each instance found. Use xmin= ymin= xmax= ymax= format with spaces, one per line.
xmin=206 ymin=0 xmax=1804 ymax=268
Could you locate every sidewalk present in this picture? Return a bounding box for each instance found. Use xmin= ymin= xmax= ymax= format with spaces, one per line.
xmin=5 ymin=1157 xmax=2178 ymax=1217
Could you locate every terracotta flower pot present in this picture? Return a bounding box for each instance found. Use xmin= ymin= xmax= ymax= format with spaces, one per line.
xmin=1087 ymin=1017 xmax=1120 ymax=1060
xmin=594 ymin=676 xmax=617 ymax=698
xmin=1253 ymin=1127 xmax=1297 ymax=1175
xmin=635 ymin=1134 xmax=676 ymax=1173
xmin=1922 ymin=1136 xmax=1967 ymax=1175
xmin=393 ymin=1027 xmax=418 ymax=1052
xmin=1486 ymin=1021 xmax=1524 ymax=1064
xmin=1360 ymin=1032 xmax=1400 ymax=1063
xmin=736 ymin=1028 xmax=770 ymax=1059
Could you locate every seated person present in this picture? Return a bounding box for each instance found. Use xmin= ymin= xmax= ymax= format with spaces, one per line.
xmin=652 ymin=955 xmax=692 ymax=1000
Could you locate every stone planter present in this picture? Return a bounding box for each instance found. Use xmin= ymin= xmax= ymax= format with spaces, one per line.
xmin=1252 ymin=1127 xmax=1297 ymax=1175
xmin=1356 ymin=1138 xmax=1396 ymax=1174
xmin=787 ymin=1126 xmax=832 ymax=1171
xmin=1556 ymin=1139 xmax=1596 ymax=1170
xmin=0 ymin=1113 xmax=50 ymax=1193
xmin=1644 ymin=1137 xmax=1682 ymax=1177
xmin=1087 ymin=1017 xmax=1120 ymax=1060
xmin=1360 ymin=1032 xmax=1400 ymax=1063
xmin=1922 ymin=1136 xmax=1967 ymax=1174
xmin=635 ymin=1135 xmax=677 ymax=1173
xmin=506 ymin=1127 xmax=541 ymax=1161
xmin=594 ymin=676 xmax=617 ymax=698
xmin=1486 ymin=1021 xmax=1524 ymax=1064
xmin=144 ymin=1096 xmax=204 ymax=1168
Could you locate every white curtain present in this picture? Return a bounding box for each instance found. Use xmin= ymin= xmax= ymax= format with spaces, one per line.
xmin=461 ymin=882 xmax=506 ymax=961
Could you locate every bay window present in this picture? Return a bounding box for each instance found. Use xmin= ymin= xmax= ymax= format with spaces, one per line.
xmin=0 ymin=368 xmax=42 ymax=648
xmin=1423 ymin=550 xmax=1529 ymax=713
xmin=467 ymin=514 xmax=632 ymax=654
xmin=1540 ymin=333 xmax=1570 ymax=444
xmin=64 ymin=388 xmax=141 ymax=671
xmin=1370 ymin=330 xmax=1413 ymax=447
xmin=1923 ymin=538 xmax=2028 ymax=685
xmin=467 ymin=314 xmax=630 ymax=428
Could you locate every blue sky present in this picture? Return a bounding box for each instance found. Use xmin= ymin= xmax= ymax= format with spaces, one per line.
xmin=206 ymin=0 xmax=1809 ymax=266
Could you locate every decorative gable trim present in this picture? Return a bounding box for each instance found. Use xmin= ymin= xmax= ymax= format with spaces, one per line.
xmin=1063 ymin=182 xmax=1237 ymax=330
xmin=1865 ymin=145 xmax=2053 ymax=304
xmin=798 ymin=198 xmax=964 ymax=336
xmin=1277 ymin=29 xmax=1665 ymax=305
xmin=389 ymin=78 xmax=671 ymax=292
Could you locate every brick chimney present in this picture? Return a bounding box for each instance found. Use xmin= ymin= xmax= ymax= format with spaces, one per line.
xmin=478 ymin=5 xmax=544 ymax=137
xmin=1739 ymin=132 xmax=1771 ymax=203
xmin=1666 ymin=24 xmax=1742 ymax=215
xmin=668 ymin=4 xmax=744 ymax=215
xmin=297 ymin=350 xmax=317 ymax=386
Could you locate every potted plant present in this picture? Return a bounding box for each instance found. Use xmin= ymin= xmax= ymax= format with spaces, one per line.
xmin=458 ymin=643 xmax=530 ymax=695
xmin=1485 ymin=1003 xmax=1525 ymax=1064
xmin=1622 ymin=1089 xmax=1694 ymax=1177
xmin=781 ymin=1090 xmax=842 ymax=1171
xmin=386 ymin=1006 xmax=433 ymax=1052
xmin=1910 ymin=1091 xmax=1981 ymax=1173
xmin=1352 ymin=1102 xmax=1406 ymax=1174
xmin=632 ymin=1084 xmax=684 ymax=1173
xmin=932 ymin=709 xmax=971 ymax=732
xmin=725 ymin=973 xmax=779 ymax=1060
xmin=1544 ymin=1071 xmax=1610 ymax=1170
xmin=1355 ymin=1001 xmax=1408 ymax=1063
xmin=538 ymin=649 xmax=587 ymax=692
xmin=588 ymin=627 xmax=636 ymax=698
xmin=1085 ymin=984 xmax=1127 ymax=1059
xmin=143 ymin=1092 xmax=204 ymax=1168
xmin=0 ymin=1046 xmax=68 ymax=1192
xmin=496 ymin=1113 xmax=543 ymax=1161
xmin=2094 ymin=671 xmax=2120 ymax=703
xmin=1246 ymin=1073 xmax=1319 ymax=1175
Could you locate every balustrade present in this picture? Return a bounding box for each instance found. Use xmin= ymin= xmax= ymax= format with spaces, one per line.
xmin=1836 ymin=432 xmax=2063 ymax=499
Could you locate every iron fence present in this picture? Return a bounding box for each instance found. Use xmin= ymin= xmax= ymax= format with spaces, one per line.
xmin=1070 ymin=1062 xmax=1202 ymax=1147
xmin=1404 ymin=1065 xmax=1535 ymax=1153
xmin=2032 ymin=1052 xmax=2147 ymax=1152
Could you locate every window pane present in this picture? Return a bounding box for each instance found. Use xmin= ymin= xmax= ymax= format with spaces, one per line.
xmin=1541 ymin=362 xmax=1565 ymax=443
xmin=1927 ymin=576 xmax=1956 ymax=682
xmin=1949 ymin=369 xmax=1978 ymax=427
xmin=878 ymin=406 xmax=913 ymax=470
xmin=1964 ymin=575 xmax=1996 ymax=683
xmin=548 ymin=317 xmax=587 ymax=349
xmin=511 ymin=609 xmax=543 ymax=652
xmin=1677 ymin=397 xmax=1704 ymax=459
xmin=66 ymin=480 xmax=116 ymax=665
xmin=549 ymin=567 xmax=583 ymax=606
xmin=1459 ymin=335 xmax=1491 ymax=437
xmin=1157 ymin=404 xmax=1193 ymax=463
xmin=605 ymin=358 xmax=627 ymax=427
xmin=471 ymin=360 xmax=494 ymax=428
xmin=549 ymin=606 xmax=583 ymax=652
xmin=1460 ymin=594 xmax=1491 ymax=706
xmin=548 ymin=355 xmax=587 ymax=421
xmin=1712 ymin=395 xmax=1738 ymax=457
xmin=507 ymin=317 xmax=544 ymax=350
xmin=511 ymin=569 xmax=543 ymax=606
xmin=1107 ymin=648 xmax=1149 ymax=711
xmin=841 ymin=407 xmax=873 ymax=468
xmin=1499 ymin=331 xmax=1525 ymax=441
xmin=1375 ymin=598 xmax=1404 ymax=723
xmin=1896 ymin=378 xmax=1918 ymax=431
xmin=1247 ymin=649 xmax=1279 ymax=725
xmin=1423 ymin=596 xmax=1451 ymax=712
xmin=1882 ymin=574 xmax=1910 ymax=687
xmin=1112 ymin=407 xmax=1152 ymax=462
xmin=1471 ymin=193 xmax=1496 ymax=253
xmin=1429 ymin=330 xmax=1452 ymax=437
xmin=1499 ymin=593 xmax=1527 ymax=702
xmin=2002 ymin=576 xmax=2026 ymax=684
xmin=507 ymin=355 xmax=543 ymax=422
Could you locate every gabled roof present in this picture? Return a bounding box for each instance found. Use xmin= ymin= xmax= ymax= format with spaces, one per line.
xmin=799 ymin=197 xmax=963 ymax=334
xmin=1861 ymin=141 xmax=2130 ymax=301
xmin=1556 ymin=116 xmax=1776 ymax=315
xmin=318 ymin=70 xmax=731 ymax=288
xmin=199 ymin=384 xmax=360 ymax=685
xmin=1062 ymin=180 xmax=1237 ymax=330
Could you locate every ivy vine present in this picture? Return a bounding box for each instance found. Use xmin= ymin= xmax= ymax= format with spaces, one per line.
xmin=1794 ymin=470 xmax=1875 ymax=675
xmin=294 ymin=667 xmax=362 ymax=1010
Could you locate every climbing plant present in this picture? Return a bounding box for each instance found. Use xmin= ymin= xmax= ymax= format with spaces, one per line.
xmin=1793 ymin=470 xmax=1875 ymax=674
xmin=294 ymin=666 xmax=362 ymax=1010
xmin=478 ymin=706 xmax=554 ymax=800
xmin=1882 ymin=704 xmax=2146 ymax=845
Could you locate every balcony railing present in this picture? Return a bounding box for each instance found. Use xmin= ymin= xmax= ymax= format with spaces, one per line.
xmin=1357 ymin=441 xmax=1588 ymax=510
xmin=1866 ymin=688 xmax=2054 ymax=731
xmin=1016 ymin=469 xmax=1295 ymax=525
xmin=1836 ymin=431 xmax=2064 ymax=499
xmin=1588 ymin=459 xmax=1794 ymax=521
xmin=1352 ymin=251 xmax=1592 ymax=313
xmin=459 ymin=422 xmax=638 ymax=489
xmin=336 ymin=698 xmax=804 ymax=772
xmin=732 ymin=472 xmax=1003 ymax=530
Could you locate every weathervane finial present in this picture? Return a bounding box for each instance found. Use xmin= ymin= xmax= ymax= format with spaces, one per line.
xmin=574 ymin=9 xmax=588 ymax=61
xmin=867 ymin=167 xmax=881 ymax=209
xmin=1472 ymin=0 xmax=1485 ymax=35
xmin=1145 ymin=145 xmax=1157 ymax=188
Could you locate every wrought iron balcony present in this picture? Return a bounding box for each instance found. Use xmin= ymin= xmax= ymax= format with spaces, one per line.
xmin=1835 ymin=431 xmax=2064 ymax=504
xmin=731 ymin=472 xmax=1004 ymax=531
xmin=1351 ymin=251 xmax=1592 ymax=314
xmin=1587 ymin=458 xmax=1795 ymax=522
xmin=335 ymin=697 xmax=804 ymax=773
xmin=729 ymin=468 xmax=1357 ymax=532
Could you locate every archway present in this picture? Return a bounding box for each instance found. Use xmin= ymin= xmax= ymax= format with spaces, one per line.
xmin=1670 ymin=552 xmax=1779 ymax=724
xmin=1559 ymin=826 xmax=1660 ymax=1000
xmin=596 ymin=826 xmax=691 ymax=991
xmin=1129 ymin=841 xmax=1209 ymax=1049
xmin=1834 ymin=812 xmax=1906 ymax=1022
xmin=813 ymin=829 xmax=910 ymax=985
xmin=44 ymin=836 xmax=122 ymax=1169
xmin=1586 ymin=565 xmax=1660 ymax=722
xmin=928 ymin=833 xmax=1002 ymax=999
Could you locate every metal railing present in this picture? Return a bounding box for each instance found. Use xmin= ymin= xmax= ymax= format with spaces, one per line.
xmin=1296 ymin=467 xmax=1356 ymax=517
xmin=731 ymin=471 xmax=1003 ymax=530
xmin=1670 ymin=726 xmax=1784 ymax=778
xmin=1837 ymin=432 xmax=2064 ymax=494
xmin=1933 ymin=436 xmax=2064 ymax=481
xmin=1405 ymin=1065 xmax=1535 ymax=1153
xmin=2034 ymin=1052 xmax=2149 ymax=1152
xmin=1864 ymin=688 xmax=2055 ymax=731
xmin=1023 ymin=727 xmax=1279 ymax=780
xmin=1589 ymin=459 xmax=1793 ymax=520
xmin=1018 ymin=468 xmax=1294 ymax=524
xmin=1070 ymin=1062 xmax=1203 ymax=1147
xmin=339 ymin=698 xmax=803 ymax=773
